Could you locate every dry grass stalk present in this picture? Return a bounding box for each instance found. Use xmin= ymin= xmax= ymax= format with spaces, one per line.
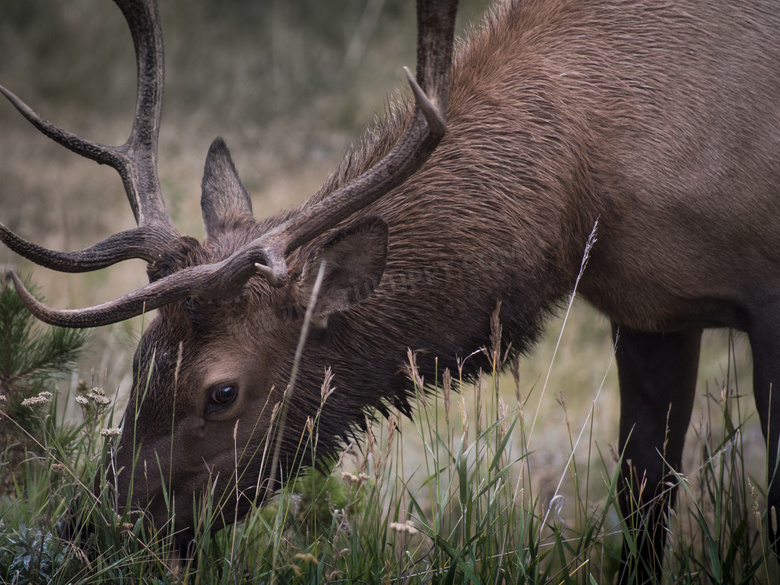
xmin=489 ymin=300 xmax=503 ymax=374
xmin=442 ymin=367 xmax=452 ymax=430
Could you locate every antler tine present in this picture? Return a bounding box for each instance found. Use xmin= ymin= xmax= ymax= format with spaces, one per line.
xmin=0 ymin=223 xmax=174 ymax=271
xmin=177 ymin=0 xmax=460 ymax=288
xmin=0 ymin=85 xmax=127 ymax=169
xmin=263 ymin=0 xmax=458 ymax=259
xmin=0 ymin=1 xmax=173 ymax=234
xmin=2 ymin=0 xmax=458 ymax=328
xmin=0 ymin=0 xmax=176 ymax=275
xmin=6 ymin=244 xmax=265 ymax=327
xmin=113 ymin=0 xmax=174 ymax=231
xmin=8 ymin=267 xmax=177 ymax=328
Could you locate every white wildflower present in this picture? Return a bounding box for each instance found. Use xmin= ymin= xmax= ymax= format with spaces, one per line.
xmin=76 ymin=387 xmax=111 ymax=414
xmin=86 ymin=387 xmax=111 ymax=407
xmin=342 ymin=471 xmax=360 ymax=485
xmin=341 ymin=471 xmax=371 ymax=487
xmin=21 ymin=396 xmax=45 ymax=407
xmin=100 ymin=427 xmax=122 ymax=438
xmin=0 ymin=394 xmax=7 ymax=403
xmin=390 ymin=520 xmax=418 ymax=536
xmin=21 ymin=391 xmax=52 ymax=407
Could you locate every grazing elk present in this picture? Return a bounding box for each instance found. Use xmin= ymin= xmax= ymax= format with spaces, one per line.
xmin=2 ymin=0 xmax=780 ymax=581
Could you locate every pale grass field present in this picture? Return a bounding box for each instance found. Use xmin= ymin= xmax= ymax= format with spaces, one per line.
xmin=369 ymin=301 xmax=759 ymax=555
xmin=0 ymin=0 xmax=766 ymax=559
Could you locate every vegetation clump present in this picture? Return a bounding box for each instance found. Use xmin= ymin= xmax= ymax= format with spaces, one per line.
xmin=0 ymin=272 xmax=89 ymax=494
xmin=0 ymin=276 xmax=774 ymax=583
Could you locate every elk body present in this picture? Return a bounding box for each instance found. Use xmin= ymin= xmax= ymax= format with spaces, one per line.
xmin=2 ymin=0 xmax=780 ymax=581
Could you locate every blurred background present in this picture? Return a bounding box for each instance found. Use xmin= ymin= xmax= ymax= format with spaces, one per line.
xmin=0 ymin=0 xmax=489 ymax=390
xmin=0 ymin=0 xmax=761 ymax=528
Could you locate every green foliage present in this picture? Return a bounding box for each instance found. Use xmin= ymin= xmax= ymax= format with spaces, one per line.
xmin=0 ymin=521 xmax=73 ymax=585
xmin=0 ymin=290 xmax=775 ymax=583
xmin=0 ymin=274 xmax=88 ymax=440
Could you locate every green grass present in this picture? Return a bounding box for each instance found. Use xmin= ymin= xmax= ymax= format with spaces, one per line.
xmin=0 ymin=300 xmax=777 ymax=584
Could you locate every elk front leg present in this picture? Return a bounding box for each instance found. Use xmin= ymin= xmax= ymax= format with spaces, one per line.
xmin=612 ymin=325 xmax=701 ymax=584
xmin=747 ymin=308 xmax=780 ymax=552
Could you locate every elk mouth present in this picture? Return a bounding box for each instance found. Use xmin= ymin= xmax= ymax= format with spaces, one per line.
xmin=58 ymin=511 xmax=198 ymax=570
xmin=56 ymin=487 xmax=201 ymax=560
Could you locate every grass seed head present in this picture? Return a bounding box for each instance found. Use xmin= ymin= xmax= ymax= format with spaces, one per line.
xmin=320 ymin=367 xmax=335 ymax=406
xmin=443 ymin=367 xmax=452 ymax=428
xmin=490 ymin=300 xmax=503 ymax=368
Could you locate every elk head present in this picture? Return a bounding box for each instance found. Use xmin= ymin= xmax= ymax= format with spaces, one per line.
xmin=0 ymin=0 xmax=458 ymax=539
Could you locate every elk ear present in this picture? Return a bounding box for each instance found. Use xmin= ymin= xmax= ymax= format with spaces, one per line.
xmin=201 ymin=137 xmax=254 ymax=240
xmin=296 ymin=216 xmax=389 ymax=328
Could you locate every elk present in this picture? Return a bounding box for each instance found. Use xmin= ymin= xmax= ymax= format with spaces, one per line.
xmin=2 ymin=0 xmax=779 ymax=581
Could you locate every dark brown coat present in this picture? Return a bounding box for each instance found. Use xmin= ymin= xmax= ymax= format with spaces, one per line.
xmin=4 ymin=0 xmax=780 ymax=580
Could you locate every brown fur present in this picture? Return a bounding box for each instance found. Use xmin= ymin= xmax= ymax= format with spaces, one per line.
xmin=110 ymin=0 xmax=780 ymax=577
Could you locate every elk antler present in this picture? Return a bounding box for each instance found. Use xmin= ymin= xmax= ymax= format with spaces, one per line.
xmin=3 ymin=0 xmax=458 ymax=328
xmin=0 ymin=0 xmax=178 ymax=273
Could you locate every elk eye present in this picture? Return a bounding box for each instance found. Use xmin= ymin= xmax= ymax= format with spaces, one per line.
xmin=210 ymin=384 xmax=238 ymax=406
